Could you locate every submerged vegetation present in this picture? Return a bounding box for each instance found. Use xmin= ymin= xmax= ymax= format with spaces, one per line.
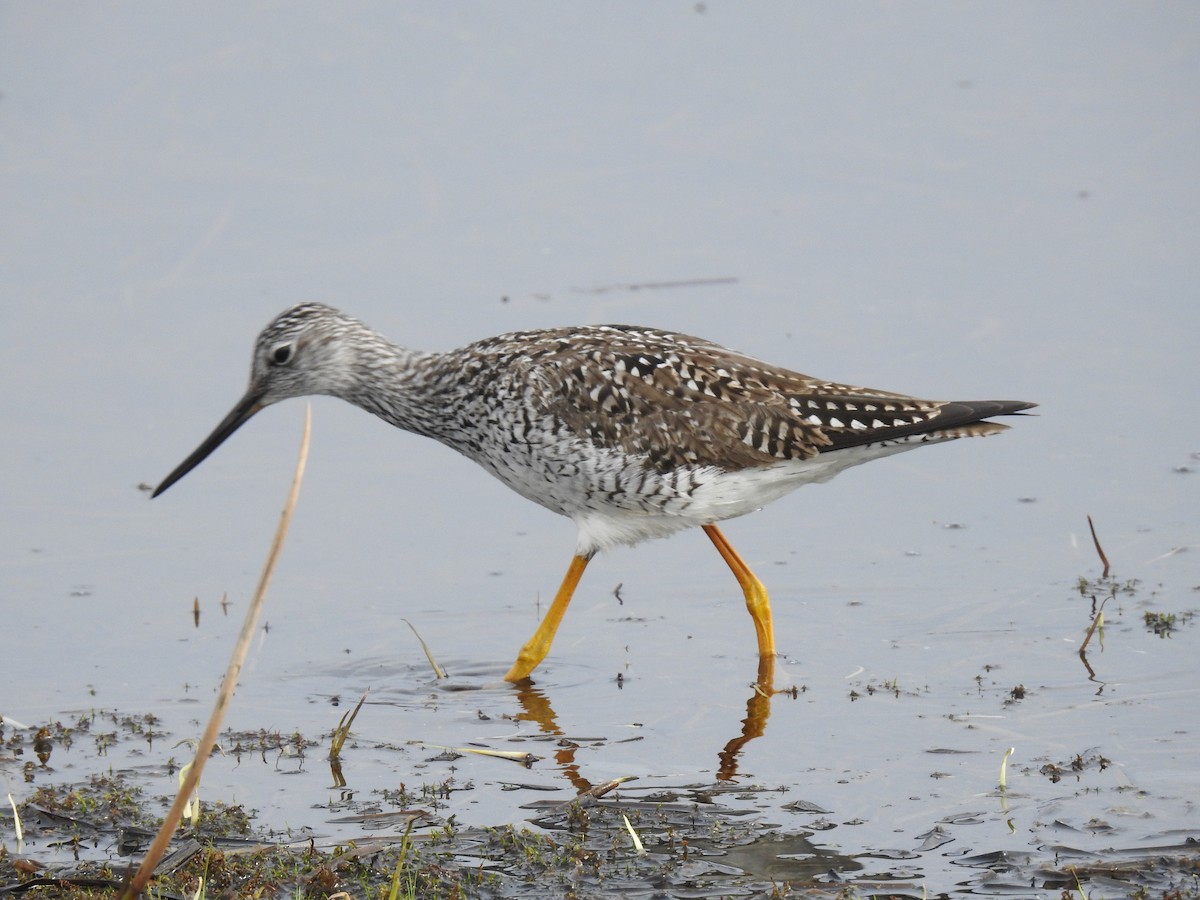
xmin=4 ymin=766 xmax=1199 ymax=898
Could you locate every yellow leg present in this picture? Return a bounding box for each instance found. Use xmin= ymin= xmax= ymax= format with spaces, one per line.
xmin=702 ymin=524 xmax=776 ymax=657
xmin=504 ymin=554 xmax=591 ymax=682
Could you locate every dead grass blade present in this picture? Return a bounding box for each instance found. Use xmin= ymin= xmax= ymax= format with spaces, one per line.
xmin=999 ymin=746 xmax=1015 ymax=791
xmin=7 ymin=792 xmax=22 ymax=852
xmin=402 ymin=618 xmax=447 ymax=679
xmin=622 ymin=813 xmax=646 ymax=855
xmin=1079 ymin=595 xmax=1108 ymax=656
xmin=120 ymin=405 xmax=311 ymax=899
xmin=417 ymin=742 xmax=540 ymax=766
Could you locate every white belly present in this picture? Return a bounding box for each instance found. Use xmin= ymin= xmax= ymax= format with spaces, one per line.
xmin=471 ymin=433 xmax=937 ymax=556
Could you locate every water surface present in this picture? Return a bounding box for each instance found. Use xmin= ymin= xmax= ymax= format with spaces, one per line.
xmin=2 ymin=6 xmax=1197 ymax=895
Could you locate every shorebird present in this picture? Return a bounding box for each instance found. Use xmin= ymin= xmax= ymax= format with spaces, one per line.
xmin=153 ymin=303 xmax=1033 ymax=681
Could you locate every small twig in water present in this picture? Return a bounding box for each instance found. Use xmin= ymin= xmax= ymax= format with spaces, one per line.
xmin=579 ymin=775 xmax=638 ymax=799
xmin=1086 ymin=514 xmax=1111 ymax=579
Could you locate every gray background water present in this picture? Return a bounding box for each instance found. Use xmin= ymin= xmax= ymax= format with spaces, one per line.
xmin=3 ymin=4 xmax=1197 ymax=893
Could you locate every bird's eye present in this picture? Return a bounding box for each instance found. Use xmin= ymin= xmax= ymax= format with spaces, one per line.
xmin=270 ymin=343 xmax=295 ymax=365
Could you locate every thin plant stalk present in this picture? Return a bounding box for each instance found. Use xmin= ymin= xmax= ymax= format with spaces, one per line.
xmin=387 ymin=817 xmax=416 ymax=900
xmin=120 ymin=405 xmax=311 ymax=898
xmin=330 ymin=689 xmax=369 ymax=760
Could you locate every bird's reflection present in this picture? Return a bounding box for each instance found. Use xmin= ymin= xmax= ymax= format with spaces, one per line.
xmin=512 ymin=653 xmax=780 ymax=788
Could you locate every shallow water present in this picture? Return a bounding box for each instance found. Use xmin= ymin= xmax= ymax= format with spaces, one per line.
xmin=2 ymin=6 xmax=1198 ymax=896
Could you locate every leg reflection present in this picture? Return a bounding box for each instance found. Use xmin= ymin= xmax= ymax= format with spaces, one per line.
xmin=717 ymin=654 xmax=778 ymax=781
xmin=511 ymin=653 xmax=783 ymax=788
xmin=512 ymin=682 xmax=594 ymax=794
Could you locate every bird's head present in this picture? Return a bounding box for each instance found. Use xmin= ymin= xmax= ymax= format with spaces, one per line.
xmin=152 ymin=302 xmax=359 ymax=497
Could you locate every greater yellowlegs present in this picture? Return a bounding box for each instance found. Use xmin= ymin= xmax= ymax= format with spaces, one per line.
xmin=153 ymin=303 xmax=1034 ymax=681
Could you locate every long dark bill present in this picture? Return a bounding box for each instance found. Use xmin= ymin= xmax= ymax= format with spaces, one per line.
xmin=151 ymin=390 xmax=266 ymax=498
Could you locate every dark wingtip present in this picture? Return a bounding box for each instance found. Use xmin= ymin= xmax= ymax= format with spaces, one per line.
xmin=956 ymin=400 xmax=1038 ymax=418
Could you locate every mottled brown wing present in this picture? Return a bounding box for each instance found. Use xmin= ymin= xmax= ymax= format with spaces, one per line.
xmin=519 ymin=326 xmax=959 ymax=473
